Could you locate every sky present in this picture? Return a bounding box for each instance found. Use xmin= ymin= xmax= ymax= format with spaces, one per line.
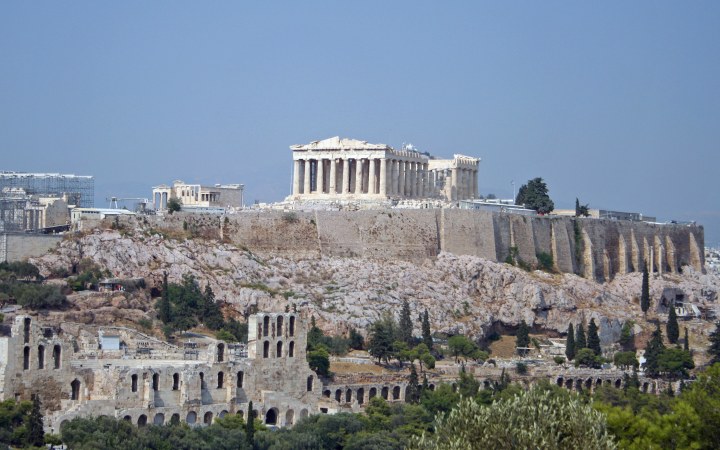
xmin=1 ymin=2 xmax=719 ymax=245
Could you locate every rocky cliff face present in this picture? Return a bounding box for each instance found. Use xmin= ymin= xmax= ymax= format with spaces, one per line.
xmin=31 ymin=225 xmax=720 ymax=351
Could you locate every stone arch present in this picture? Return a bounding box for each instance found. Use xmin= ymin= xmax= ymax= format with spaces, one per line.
xmin=642 ymin=382 xmax=649 ymax=393
xmin=392 ymin=386 xmax=401 ymax=400
xmin=289 ymin=316 xmax=296 ymax=336
xmin=131 ymin=374 xmax=138 ymax=392
xmin=265 ymin=408 xmax=278 ymax=425
xmin=263 ymin=341 xmax=269 ymax=358
xmin=217 ymin=371 xmax=224 ymax=389
xmin=323 ymin=389 xmax=331 ymax=398
xmin=70 ymin=379 xmax=81 ymax=400
xmin=369 ymin=387 xmax=377 ymax=399
xmin=263 ymin=316 xmax=270 ymax=337
xmin=173 ymin=373 xmax=180 ymax=390
xmin=345 ymin=388 xmax=352 ymax=403
xmin=615 ymin=379 xmax=622 ymax=389
xmin=23 ymin=346 xmax=30 ymax=370
xmin=289 ymin=341 xmax=295 ymax=357
xmin=575 ymin=379 xmax=583 ymax=391
xmin=170 ymin=413 xmax=180 ymax=425
xmin=565 ymin=378 xmax=573 ymax=389
xmin=123 ymin=415 xmax=131 ymax=422
xmin=37 ymin=345 xmax=45 ymax=369
xmin=381 ymin=386 xmax=389 ymax=400
xmin=137 ymin=414 xmax=147 ymax=427
xmin=237 ymin=410 xmax=244 ymax=419
xmin=285 ymin=409 xmax=294 ymax=426
xmin=53 ymin=344 xmax=61 ymax=369
xmin=557 ymin=377 xmax=564 ymax=387
xmin=237 ymin=371 xmax=244 ymax=388
xmin=357 ymin=388 xmax=365 ymax=405
xmin=217 ymin=343 xmax=225 ymax=362
xmin=306 ymin=376 xmax=313 ymax=392
xmin=203 ymin=411 xmax=213 ymax=425
xmin=429 ymin=384 xmax=435 ymax=391
xmin=300 ymin=409 xmax=308 ymax=420
xmin=604 ymin=379 xmax=611 ymax=386
xmin=277 ymin=316 xmax=284 ymax=336
xmin=186 ymin=411 xmax=197 ymax=424
xmin=153 ymin=413 xmax=165 ymax=425
xmin=335 ymin=389 xmax=342 ymax=402
xmin=585 ymin=378 xmax=592 ymax=390
xmin=276 ymin=340 xmax=283 ymax=358
xmin=483 ymin=380 xmax=491 ymax=390
xmin=219 ymin=410 xmax=228 ymax=418
xmin=23 ymin=317 xmax=31 ymax=343
xmin=596 ymin=378 xmax=603 ymax=388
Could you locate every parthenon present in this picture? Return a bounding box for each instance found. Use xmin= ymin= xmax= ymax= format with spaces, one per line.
xmin=289 ymin=137 xmax=480 ymax=202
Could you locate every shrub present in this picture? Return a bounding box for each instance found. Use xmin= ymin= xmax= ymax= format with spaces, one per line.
xmin=553 ymin=356 xmax=566 ymax=365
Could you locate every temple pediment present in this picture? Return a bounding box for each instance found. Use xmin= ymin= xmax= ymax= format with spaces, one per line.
xmin=290 ymin=136 xmax=391 ymax=152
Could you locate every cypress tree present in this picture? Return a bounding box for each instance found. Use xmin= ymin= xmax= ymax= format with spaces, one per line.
xmin=587 ymin=318 xmax=601 ymax=356
xmin=399 ymin=299 xmax=413 ymax=345
xmin=565 ymin=323 xmax=576 ymax=361
xmin=619 ymin=321 xmax=635 ymax=352
xmin=684 ymin=328 xmax=689 ymax=351
xmin=516 ymin=320 xmax=530 ymax=356
xmin=246 ymin=401 xmax=255 ymax=446
xmin=27 ymin=396 xmax=44 ymax=447
xmin=422 ymin=310 xmax=433 ymax=351
xmin=708 ymin=321 xmax=720 ymax=365
xmin=576 ymin=322 xmax=587 ymax=350
xmin=406 ymin=363 xmax=420 ymax=403
xmin=667 ymin=302 xmax=679 ymax=344
xmin=644 ymin=325 xmax=666 ymax=377
xmin=158 ymin=271 xmax=172 ymax=324
xmin=641 ymin=266 xmax=650 ymax=316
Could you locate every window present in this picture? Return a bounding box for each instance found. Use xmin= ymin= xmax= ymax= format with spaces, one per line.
xmin=263 ymin=316 xmax=269 ymax=337
xmin=263 ymin=341 xmax=269 ymax=358
xmin=131 ymin=374 xmax=138 ymax=392
xmin=276 ymin=341 xmax=283 ymax=358
xmin=71 ymin=379 xmax=80 ymax=400
xmin=23 ymin=346 xmax=30 ymax=370
xmin=306 ymin=376 xmax=313 ymax=392
xmin=217 ymin=343 xmax=225 ymax=362
xmin=172 ymin=373 xmax=179 ymax=391
xmin=37 ymin=345 xmax=45 ymax=369
xmin=152 ymin=373 xmax=159 ymax=391
xmin=289 ymin=341 xmax=295 ymax=357
xmin=289 ymin=316 xmax=295 ymax=336
xmin=217 ymin=372 xmax=224 ymax=389
xmin=53 ymin=345 xmax=61 ymax=369
xmin=237 ymin=371 xmax=244 ymax=388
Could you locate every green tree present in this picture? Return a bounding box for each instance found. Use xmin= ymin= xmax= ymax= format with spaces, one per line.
xmin=565 ymin=323 xmax=576 ymax=360
xmin=516 ymin=320 xmax=530 ymax=356
xmin=157 ymin=271 xmax=172 ymax=324
xmin=348 ymin=327 xmax=364 ymax=350
xmin=575 ymin=322 xmax=587 ymax=350
xmin=245 ymin=401 xmax=254 ymax=447
xmin=575 ymin=198 xmax=590 ymax=217
xmin=406 ymin=363 xmax=421 ymax=404
xmin=587 ymin=318 xmax=601 ymax=356
xmin=613 ymin=351 xmax=639 ymax=370
xmin=27 ymin=396 xmax=44 ymax=447
xmin=368 ymin=313 xmax=398 ymax=364
xmin=707 ymin=321 xmax=720 ymax=365
xmin=448 ymin=335 xmax=478 ymax=363
xmin=681 ymin=363 xmax=720 ymax=448
xmin=307 ymin=315 xmax=324 ymax=350
xmin=657 ymin=347 xmax=694 ymax=379
xmin=683 ymin=327 xmax=689 ymax=352
xmin=398 ymin=299 xmax=414 ymax=345
xmin=641 ymin=266 xmax=650 ymax=316
xmin=619 ymin=320 xmax=635 ymax=352
xmin=410 ymin=386 xmax=615 ymax=449
xmin=421 ymin=310 xmax=433 ymax=351
xmin=201 ymin=284 xmax=225 ymax=330
xmin=514 ymin=177 xmax=555 ymax=214
xmin=307 ymin=347 xmax=330 ymax=376
xmin=574 ymin=348 xmax=601 ymax=369
xmin=167 ymin=197 xmax=182 ymax=214
xmin=644 ymin=325 xmax=666 ymax=377
xmin=667 ymin=302 xmax=679 ymax=344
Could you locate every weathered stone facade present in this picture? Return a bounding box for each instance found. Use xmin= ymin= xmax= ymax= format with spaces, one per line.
xmin=0 ymin=313 xmax=318 ymax=432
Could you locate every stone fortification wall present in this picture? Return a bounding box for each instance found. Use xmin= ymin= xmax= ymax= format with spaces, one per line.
xmin=135 ymin=210 xmax=704 ymax=280
xmin=0 ymin=233 xmax=62 ymax=262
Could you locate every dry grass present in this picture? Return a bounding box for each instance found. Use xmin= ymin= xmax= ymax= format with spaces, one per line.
xmin=330 ymin=361 xmax=392 ymax=375
xmin=489 ymin=335 xmax=518 ymax=358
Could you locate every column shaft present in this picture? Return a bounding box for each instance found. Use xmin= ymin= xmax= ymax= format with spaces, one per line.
xmin=451 ymin=168 xmax=458 ymax=201
xmin=379 ymin=158 xmax=387 ymax=196
xmin=354 ymin=159 xmax=363 ymax=194
xmin=329 ymin=159 xmax=337 ymax=194
xmin=368 ymin=158 xmax=376 ymax=194
xmin=303 ymin=159 xmax=311 ymax=194
xmin=342 ymin=159 xmax=350 ymax=194
xmin=317 ymin=159 xmax=325 ymax=193
xmin=292 ymin=160 xmax=301 ymax=195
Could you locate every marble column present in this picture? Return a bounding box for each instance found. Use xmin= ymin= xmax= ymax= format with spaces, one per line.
xmin=473 ymin=169 xmax=479 ymax=198
xmin=379 ymin=158 xmax=387 ymax=196
xmin=424 ymin=163 xmax=431 ymax=196
xmin=342 ymin=159 xmax=350 ymax=194
xmin=392 ymin=160 xmax=399 ymax=195
xmin=303 ymin=159 xmax=311 ymax=195
xmin=293 ymin=160 xmax=301 ymax=195
xmin=451 ymin=168 xmax=458 ymax=201
xmin=329 ymin=159 xmax=337 ymax=194
xmin=368 ymin=158 xmax=377 ymax=194
xmin=398 ymin=161 xmax=406 ymax=197
xmin=316 ymin=158 xmax=324 ymax=194
xmin=418 ymin=164 xmax=425 ymax=198
xmin=409 ymin=162 xmax=417 ymax=197
xmin=354 ymin=158 xmax=363 ymax=194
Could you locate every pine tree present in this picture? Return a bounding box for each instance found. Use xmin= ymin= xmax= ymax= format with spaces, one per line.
xmin=399 ymin=299 xmax=413 ymax=345
xmin=27 ymin=396 xmax=44 ymax=447
xmin=587 ymin=318 xmax=601 ymax=356
xmin=576 ymin=322 xmax=587 ymax=350
xmin=422 ymin=373 xmax=429 ymax=393
xmin=708 ymin=321 xmax=720 ymax=365
xmin=619 ymin=321 xmax=635 ymax=352
xmin=684 ymin=328 xmax=689 ymax=351
xmin=158 ymin=271 xmax=172 ymax=324
xmin=641 ymin=266 xmax=650 ymax=316
xmin=565 ymin=323 xmax=576 ymax=360
xmin=644 ymin=325 xmax=666 ymax=377
xmin=667 ymin=302 xmax=679 ymax=344
xmin=202 ymin=284 xmax=224 ymax=330
xmin=406 ymin=363 xmax=420 ymax=403
xmin=422 ymin=310 xmax=433 ymax=351
xmin=516 ymin=320 xmax=530 ymax=356
xmin=246 ymin=401 xmax=254 ymax=446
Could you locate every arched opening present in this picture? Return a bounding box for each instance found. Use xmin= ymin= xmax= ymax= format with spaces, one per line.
xmin=615 ymin=379 xmax=622 ymax=389
xmin=306 ymin=376 xmax=313 ymax=392
xmin=263 ymin=316 xmax=270 ymax=337
xmin=37 ymin=345 xmax=45 ymax=369
xmin=300 ymin=409 xmax=308 ymax=420
xmin=187 ymin=411 xmax=197 ymax=424
xmin=237 ymin=410 xmax=244 ymax=420
xmin=565 ymin=379 xmax=573 ymax=389
xmin=285 ymin=409 xmax=294 ymax=426
xmin=575 ymin=379 xmax=583 ymax=391
xmin=429 ymin=384 xmax=435 ymax=391
xmin=263 ymin=341 xmax=269 ymax=358
xmin=219 ymin=410 xmax=228 ymax=418
xmin=276 ymin=341 xmax=283 ymax=358
xmin=557 ymin=377 xmax=564 ymax=387
xmin=122 ymin=415 xmax=131 ymax=422
xmin=369 ymin=387 xmax=377 ymax=399
xmin=237 ymin=371 xmax=244 ymax=388
xmin=483 ymin=380 xmax=491 ymax=390
xmin=172 ymin=373 xmax=179 ymax=390
xmin=642 ymin=382 xmax=649 ymax=393
xmin=170 ymin=413 xmax=180 ymax=425
xmin=131 ymin=374 xmax=138 ymax=392
xmin=277 ymin=316 xmax=284 ymax=336
xmin=585 ymin=378 xmax=592 ymax=390
xmin=596 ymin=378 xmax=603 ymax=387
xmin=152 ymin=373 xmax=159 ymax=391
xmin=70 ymin=379 xmax=80 ymax=400
xmin=199 ymin=372 xmax=206 ymax=390
xmin=153 ymin=413 xmax=165 ymax=425
xmin=335 ymin=389 xmax=342 ymax=402
xmin=23 ymin=317 xmax=31 ymax=343
xmin=23 ymin=346 xmax=30 ymax=370
xmin=217 ymin=372 xmax=224 ymax=389
xmin=357 ymin=387 xmax=365 ymax=404
xmin=381 ymin=387 xmax=389 ymax=400
xmin=203 ymin=411 xmax=213 ymax=425
xmin=323 ymin=390 xmax=331 ymax=398
xmin=452 ymin=383 xmax=458 ymax=392
xmin=289 ymin=316 xmax=295 ymax=336
xmin=289 ymin=341 xmax=295 ymax=357
xmin=392 ymin=386 xmax=400 ymax=400
xmin=345 ymin=389 xmax=352 ymax=403
xmin=265 ymin=408 xmax=278 ymax=425
xmin=217 ymin=343 xmax=225 ymax=362
xmin=53 ymin=345 xmax=61 ymax=369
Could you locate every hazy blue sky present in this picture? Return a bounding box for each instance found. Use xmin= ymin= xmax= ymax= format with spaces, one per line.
xmin=2 ymin=2 xmax=719 ymax=245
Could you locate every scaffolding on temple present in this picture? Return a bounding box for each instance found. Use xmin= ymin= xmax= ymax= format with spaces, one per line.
xmin=0 ymin=172 xmax=94 ymax=207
